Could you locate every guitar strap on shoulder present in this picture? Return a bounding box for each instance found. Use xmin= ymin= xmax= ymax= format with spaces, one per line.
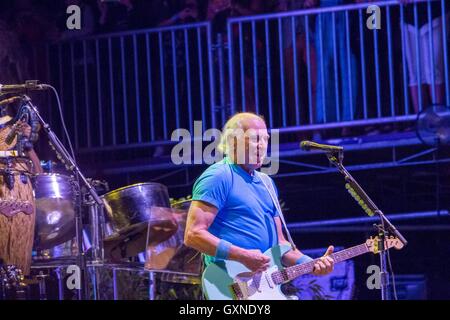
xmin=258 ymin=171 xmax=296 ymax=251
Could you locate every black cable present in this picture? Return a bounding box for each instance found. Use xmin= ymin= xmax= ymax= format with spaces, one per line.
xmin=47 ymin=85 xmax=76 ymax=161
xmin=386 ymin=245 xmax=398 ymax=300
xmin=46 ymin=85 xmax=87 ymax=299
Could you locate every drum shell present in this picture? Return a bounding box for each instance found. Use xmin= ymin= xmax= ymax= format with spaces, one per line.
xmin=33 ymin=173 xmax=75 ymax=200
xmin=33 ymin=173 xmax=76 ymax=249
xmin=0 ymin=157 xmax=35 ymax=274
xmin=102 ymin=183 xmax=170 ymax=235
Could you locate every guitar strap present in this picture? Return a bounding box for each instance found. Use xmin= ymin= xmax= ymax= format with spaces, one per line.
xmin=258 ymin=171 xmax=296 ymax=251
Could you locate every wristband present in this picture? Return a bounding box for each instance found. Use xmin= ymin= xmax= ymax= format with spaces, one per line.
xmin=296 ymin=254 xmax=313 ymax=265
xmin=215 ymin=239 xmax=232 ymax=260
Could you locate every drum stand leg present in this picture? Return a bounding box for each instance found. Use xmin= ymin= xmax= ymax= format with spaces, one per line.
xmin=85 ymin=195 xmax=104 ymax=300
xmin=148 ymin=271 xmax=156 ymax=300
xmin=86 ymin=196 xmax=105 ymax=264
xmin=55 ymin=268 xmax=64 ymax=301
xmin=74 ymin=199 xmax=89 ymax=300
xmin=89 ymin=265 xmax=101 ymax=300
xmin=113 ymin=268 xmax=118 ymax=300
xmin=36 ymin=272 xmax=48 ymax=300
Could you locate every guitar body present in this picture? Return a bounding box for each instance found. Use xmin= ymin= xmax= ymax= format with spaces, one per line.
xmin=202 ymin=244 xmax=291 ymax=300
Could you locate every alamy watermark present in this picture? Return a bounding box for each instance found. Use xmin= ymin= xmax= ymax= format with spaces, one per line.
xmin=366 ymin=264 xmax=381 ymax=290
xmin=66 ymin=265 xmax=81 ymax=290
xmin=65 ymin=3 xmax=382 ymax=31
xmin=66 ymin=5 xmax=81 ymax=30
xmin=367 ymin=5 xmax=382 ymax=30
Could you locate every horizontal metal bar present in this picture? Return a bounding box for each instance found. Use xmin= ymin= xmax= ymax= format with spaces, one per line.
xmin=288 ymin=211 xmax=448 ymax=230
xmin=292 ymin=224 xmax=450 ymax=233
xmin=273 ymin=137 xmax=424 ymax=159
xmin=273 ymin=158 xmax=450 ymax=178
xmin=228 ymin=0 xmax=432 ymax=24
xmin=396 ymin=148 xmax=438 ymax=164
xmin=56 ymin=22 xmax=210 ymax=43
xmin=83 ymin=154 xmax=450 ymax=178
xmin=78 ymin=117 xmax=422 ymax=153
xmin=278 ymin=159 xmax=329 ymax=171
xmin=276 ymin=116 xmax=419 ymax=134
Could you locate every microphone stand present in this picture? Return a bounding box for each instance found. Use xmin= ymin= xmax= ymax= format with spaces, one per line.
xmin=20 ymin=95 xmax=104 ymax=300
xmin=325 ymin=150 xmax=407 ymax=300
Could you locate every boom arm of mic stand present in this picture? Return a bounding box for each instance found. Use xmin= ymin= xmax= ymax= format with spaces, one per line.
xmin=326 ymin=152 xmax=407 ymax=246
xmin=21 ymin=95 xmax=103 ymax=207
xmin=20 ymin=95 xmax=103 ymax=300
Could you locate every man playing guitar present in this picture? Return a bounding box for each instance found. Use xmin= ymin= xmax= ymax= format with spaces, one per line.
xmin=185 ymin=113 xmax=334 ymax=299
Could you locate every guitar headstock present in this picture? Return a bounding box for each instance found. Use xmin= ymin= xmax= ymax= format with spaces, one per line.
xmin=366 ymin=236 xmax=404 ymax=254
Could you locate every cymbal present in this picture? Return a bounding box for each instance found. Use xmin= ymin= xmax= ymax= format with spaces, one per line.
xmin=103 ymin=218 xmax=178 ymax=261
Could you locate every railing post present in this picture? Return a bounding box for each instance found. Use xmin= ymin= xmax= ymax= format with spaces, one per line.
xmin=216 ymin=33 xmax=228 ymax=125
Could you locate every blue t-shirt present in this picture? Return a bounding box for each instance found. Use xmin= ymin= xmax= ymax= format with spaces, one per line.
xmin=192 ymin=157 xmax=280 ymax=261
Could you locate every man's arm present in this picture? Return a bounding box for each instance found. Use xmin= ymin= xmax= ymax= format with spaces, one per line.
xmin=275 ymin=216 xmax=308 ymax=266
xmin=184 ymin=200 xmax=270 ymax=272
xmin=16 ymin=121 xmax=43 ymax=174
xmin=275 ymin=216 xmax=335 ymax=275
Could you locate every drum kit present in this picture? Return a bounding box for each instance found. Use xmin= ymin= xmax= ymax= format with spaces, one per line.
xmin=0 ymin=85 xmax=200 ymax=299
xmin=32 ymin=170 xmax=201 ymax=280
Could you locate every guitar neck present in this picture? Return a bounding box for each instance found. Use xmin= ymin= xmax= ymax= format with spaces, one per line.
xmin=272 ymin=243 xmax=369 ymax=285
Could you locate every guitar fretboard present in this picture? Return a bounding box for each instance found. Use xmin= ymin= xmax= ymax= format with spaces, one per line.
xmin=271 ymin=243 xmax=369 ymax=285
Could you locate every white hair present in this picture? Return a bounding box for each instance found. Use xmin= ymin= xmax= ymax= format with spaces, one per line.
xmin=218 ymin=112 xmax=265 ymax=155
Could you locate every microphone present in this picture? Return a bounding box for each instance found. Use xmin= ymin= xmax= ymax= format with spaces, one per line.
xmin=0 ymin=81 xmax=49 ymax=95
xmin=300 ymin=140 xmax=343 ymax=152
xmin=0 ymin=96 xmax=22 ymax=106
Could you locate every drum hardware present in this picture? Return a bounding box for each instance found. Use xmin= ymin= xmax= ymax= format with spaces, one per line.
xmin=3 ymin=158 xmax=15 ymax=190
xmin=82 ymin=179 xmax=109 ymax=264
xmin=17 ymin=94 xmax=104 ymax=300
xmin=170 ymin=196 xmax=192 ymax=211
xmin=0 ymin=167 xmax=34 ymax=217
xmin=35 ymin=271 xmax=49 ymax=300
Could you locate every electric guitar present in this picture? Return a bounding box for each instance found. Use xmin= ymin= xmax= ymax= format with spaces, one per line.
xmin=202 ymin=236 xmax=404 ymax=300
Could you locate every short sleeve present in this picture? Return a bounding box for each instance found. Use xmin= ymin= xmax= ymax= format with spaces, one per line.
xmin=191 ymin=163 xmax=232 ymax=211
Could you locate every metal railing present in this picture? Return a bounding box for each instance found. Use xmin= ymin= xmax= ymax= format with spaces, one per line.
xmin=227 ymin=0 xmax=449 ymax=132
xmin=47 ymin=22 xmax=216 ymax=151
xmin=46 ymin=0 xmax=450 ymax=152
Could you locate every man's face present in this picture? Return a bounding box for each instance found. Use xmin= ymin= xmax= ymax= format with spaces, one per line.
xmin=230 ymin=117 xmax=269 ymax=170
